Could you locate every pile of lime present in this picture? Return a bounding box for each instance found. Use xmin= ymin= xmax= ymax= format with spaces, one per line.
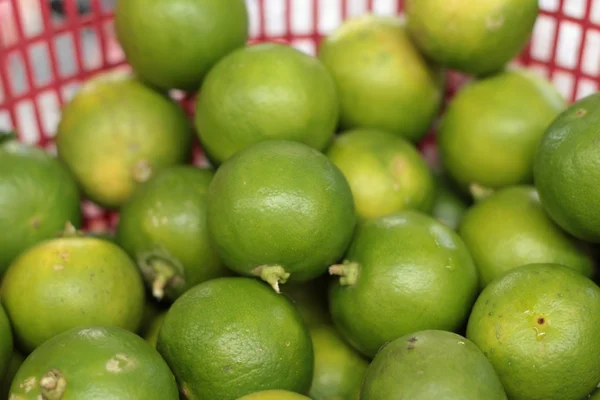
xmin=2 ymin=0 xmax=600 ymax=399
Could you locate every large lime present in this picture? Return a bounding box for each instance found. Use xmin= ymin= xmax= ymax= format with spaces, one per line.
xmin=329 ymin=210 xmax=478 ymax=358
xmin=459 ymin=185 xmax=594 ymax=288
xmin=467 ymin=263 xmax=600 ymax=400
xmin=439 ymin=69 xmax=565 ymax=193
xmin=56 ymin=72 xmax=193 ymax=208
xmin=9 ymin=326 xmax=178 ymax=399
xmin=117 ymin=166 xmax=228 ymax=302
xmin=319 ymin=15 xmax=444 ymax=142
xmin=534 ymin=92 xmax=600 ymax=243
xmin=0 ymin=139 xmax=80 ymax=274
xmin=196 ymin=43 xmax=339 ymax=164
xmin=207 ymin=140 xmax=356 ymax=291
xmin=361 ymin=330 xmax=506 ymax=399
xmin=115 ymin=0 xmax=248 ymax=91
xmin=157 ymin=277 xmax=313 ymax=399
xmin=326 ymin=129 xmax=435 ymax=219
xmin=406 ymin=0 xmax=538 ymax=76
xmin=1 ymin=231 xmax=145 ymax=353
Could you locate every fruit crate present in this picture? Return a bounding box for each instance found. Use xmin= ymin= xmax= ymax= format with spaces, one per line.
xmin=0 ymin=0 xmax=599 ymax=232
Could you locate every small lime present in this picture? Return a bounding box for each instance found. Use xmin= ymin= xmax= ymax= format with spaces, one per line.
xmin=207 ymin=140 xmax=356 ymax=291
xmin=157 ymin=277 xmax=313 ymax=399
xmin=9 ymin=326 xmax=178 ymax=399
xmin=361 ymin=330 xmax=506 ymax=399
xmin=326 ymin=129 xmax=435 ymax=219
xmin=467 ymin=263 xmax=600 ymax=400
xmin=329 ymin=211 xmax=478 ymax=358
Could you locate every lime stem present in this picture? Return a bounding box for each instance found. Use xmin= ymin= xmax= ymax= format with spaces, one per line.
xmin=253 ymin=265 xmax=290 ymax=293
xmin=329 ymin=261 xmax=360 ymax=286
xmin=40 ymin=369 xmax=67 ymax=400
xmin=151 ymin=260 xmax=177 ymax=300
xmin=469 ymin=183 xmax=494 ymax=202
xmin=61 ymin=221 xmax=80 ymax=238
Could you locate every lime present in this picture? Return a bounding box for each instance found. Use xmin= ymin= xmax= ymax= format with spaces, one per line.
xmin=406 ymin=0 xmax=538 ymax=76
xmin=329 ymin=210 xmax=478 ymax=358
xmin=361 ymin=330 xmax=506 ymax=399
xmin=115 ymin=0 xmax=248 ymax=91
xmin=56 ymin=72 xmax=193 ymax=209
xmin=432 ymin=175 xmax=469 ymax=230
xmin=326 ymin=129 xmax=435 ymax=219
xmin=0 ymin=228 xmax=145 ymax=353
xmin=0 ymin=304 xmax=12 ymax=377
xmin=1 ymin=352 xmax=24 ymax=399
xmin=144 ymin=311 xmax=167 ymax=349
xmin=207 ymin=140 xmax=356 ymax=291
xmin=467 ymin=263 xmax=600 ymax=400
xmin=9 ymin=326 xmax=178 ymax=399
xmin=438 ymin=69 xmax=566 ymax=193
xmin=157 ymin=277 xmax=313 ymax=399
xmin=237 ymin=390 xmax=311 ymax=400
xmin=0 ymin=139 xmax=81 ymax=274
xmin=309 ymin=325 xmax=368 ymax=400
xmin=534 ymin=92 xmax=600 ymax=243
xmin=195 ymin=43 xmax=339 ymax=164
xmin=459 ymin=185 xmax=594 ymax=288
xmin=117 ymin=166 xmax=228 ymax=302
xmin=281 ymin=279 xmax=331 ymax=327
xmin=319 ymin=15 xmax=444 ymax=142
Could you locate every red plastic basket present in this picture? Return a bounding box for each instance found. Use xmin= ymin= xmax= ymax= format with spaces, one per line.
xmin=1 ymin=0 xmax=598 ymax=232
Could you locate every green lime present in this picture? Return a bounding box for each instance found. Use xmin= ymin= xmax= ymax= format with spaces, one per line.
xmin=281 ymin=278 xmax=331 ymax=327
xmin=196 ymin=43 xmax=339 ymax=164
xmin=459 ymin=185 xmax=594 ymax=288
xmin=439 ymin=69 xmax=565 ymax=193
xmin=0 ymin=305 xmax=12 ymax=377
xmin=309 ymin=324 xmax=368 ymax=400
xmin=534 ymin=92 xmax=600 ymax=243
xmin=326 ymin=129 xmax=435 ymax=219
xmin=115 ymin=0 xmax=248 ymax=91
xmin=432 ymin=175 xmax=470 ymax=230
xmin=467 ymin=263 xmax=600 ymax=400
xmin=1 ymin=352 xmax=24 ymax=399
xmin=157 ymin=277 xmax=313 ymax=399
xmin=56 ymin=72 xmax=193 ymax=209
xmin=591 ymin=391 xmax=600 ymax=399
xmin=207 ymin=140 xmax=356 ymax=291
xmin=144 ymin=311 xmax=167 ymax=349
xmin=237 ymin=390 xmax=311 ymax=400
xmin=9 ymin=326 xmax=178 ymax=399
xmin=0 ymin=139 xmax=81 ymax=274
xmin=319 ymin=15 xmax=444 ymax=142
xmin=406 ymin=0 xmax=538 ymax=76
xmin=361 ymin=330 xmax=507 ymax=399
xmin=0 ymin=228 xmax=145 ymax=353
xmin=329 ymin=210 xmax=478 ymax=358
xmin=117 ymin=166 xmax=228 ymax=302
